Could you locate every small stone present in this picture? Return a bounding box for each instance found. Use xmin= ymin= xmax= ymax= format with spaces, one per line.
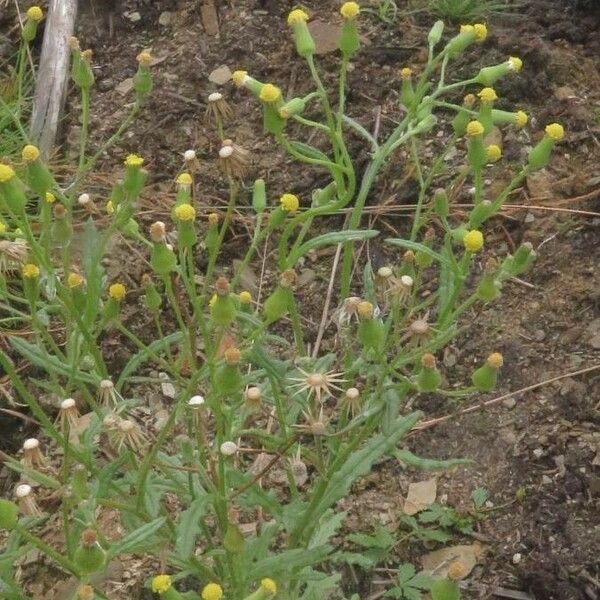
xmin=209 ymin=65 xmax=232 ymax=85
xmin=588 ymin=333 xmax=600 ymax=350
xmin=502 ymin=398 xmax=517 ymax=409
xmin=512 ymin=553 xmax=522 ymax=565
xmin=534 ymin=329 xmax=546 ymax=342
xmin=524 ymin=212 xmax=535 ymax=223
xmin=158 ymin=11 xmax=172 ymax=26
xmin=542 ymin=475 xmax=553 ymax=485
xmin=115 ymin=78 xmax=134 ymax=95
xmin=127 ymin=11 xmax=141 ymax=22
xmin=533 ymin=448 xmax=544 ymax=459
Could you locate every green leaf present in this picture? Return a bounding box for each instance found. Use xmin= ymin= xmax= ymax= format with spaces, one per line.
xmin=385 ymin=238 xmax=451 ymax=268
xmin=175 ymin=496 xmax=211 ymax=559
xmin=8 ymin=337 xmax=99 ymax=385
xmin=471 ymin=487 xmax=488 ymax=508
xmin=430 ymin=579 xmax=460 ymax=600
xmin=288 ymin=141 xmax=331 ymax=163
xmin=397 ymin=563 xmax=416 ymax=584
xmin=252 ymin=546 xmax=333 ymax=579
xmin=223 ymin=524 xmax=246 ymax=553
xmin=310 ymin=510 xmax=347 ymax=548
xmin=395 ymin=449 xmax=472 ymax=471
xmin=286 ymin=230 xmax=379 ymax=268
xmin=106 ymin=517 xmax=166 ymax=560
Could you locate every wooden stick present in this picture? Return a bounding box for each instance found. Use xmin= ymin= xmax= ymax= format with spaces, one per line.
xmin=30 ymin=0 xmax=78 ymax=159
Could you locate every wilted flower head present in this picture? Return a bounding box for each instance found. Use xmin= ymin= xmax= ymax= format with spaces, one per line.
xmin=15 ymin=483 xmax=42 ymax=516
xmin=115 ymin=418 xmax=145 ymax=452
xmin=136 ymin=51 xmax=152 ymax=67
xmin=205 ymin=91 xmax=233 ymax=125
xmin=289 ymin=367 xmax=345 ymax=404
xmin=335 ymin=296 xmax=362 ymax=327
xmin=220 ymin=441 xmax=238 ymax=456
xmin=217 ymin=139 xmax=249 ymax=179
xmin=0 ymin=240 xmax=28 ymax=273
xmin=57 ymin=398 xmax=80 ymax=429
xmin=150 ymin=221 xmax=166 ymax=243
xmin=244 ymin=386 xmax=261 ymax=409
xmin=22 ymin=438 xmax=46 ymax=468
xmin=98 ymin=379 xmax=118 ymax=408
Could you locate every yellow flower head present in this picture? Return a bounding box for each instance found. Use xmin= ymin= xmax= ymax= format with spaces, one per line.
xmin=232 ymin=70 xmax=248 ymax=87
xmin=109 ymin=283 xmax=126 ymax=301
xmin=487 ymin=352 xmax=504 ymax=369
xmin=460 ymin=24 xmax=474 ymax=34
xmin=26 ymin=6 xmax=43 ymax=21
xmin=22 ymin=144 xmax=40 ymax=162
xmin=515 ymin=110 xmax=528 ymax=128
xmin=209 ymin=293 xmax=217 ymax=308
xmin=124 ymin=154 xmax=144 ymax=168
xmin=287 ymin=9 xmax=309 ymax=26
xmin=45 ymin=192 xmax=56 ymax=204
xmin=106 ymin=200 xmax=114 ymax=215
xmin=0 ymin=221 xmax=6 ymax=235
xmin=400 ymin=67 xmax=412 ymax=79
xmin=340 ymin=2 xmax=360 ymax=19
xmin=357 ymin=300 xmax=374 ymax=319
xmin=201 ymin=583 xmax=224 ymax=600
xmin=486 ymin=144 xmax=502 ymax=162
xmin=473 ymin=23 xmax=488 ymax=42
xmin=137 ymin=51 xmax=152 ymax=67
xmin=176 ymin=173 xmax=193 ymax=186
xmin=239 ymin=291 xmax=252 ymax=304
xmin=151 ymin=575 xmax=172 ymax=594
xmin=175 ymin=203 xmax=196 ymax=221
xmin=545 ymin=123 xmax=564 ymax=141
xmin=508 ymin=56 xmax=522 ymax=72
xmin=478 ymin=87 xmax=497 ymax=103
xmin=280 ymin=193 xmax=299 ymax=213
xmin=259 ymin=83 xmax=281 ymax=103
xmin=261 ymin=578 xmax=277 ymax=594
xmin=463 ymin=229 xmax=484 ymax=253
xmin=22 ymin=263 xmax=40 ymax=279
xmin=68 ymin=272 xmax=84 ymax=289
xmin=0 ymin=164 xmax=16 ymax=183
xmin=466 ymin=120 xmax=484 ymax=137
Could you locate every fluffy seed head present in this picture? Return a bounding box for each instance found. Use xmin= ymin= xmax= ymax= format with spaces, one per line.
xmin=15 ymin=484 xmax=32 ymax=499
xmin=188 ymin=395 xmax=205 ymax=407
xmin=208 ymin=91 xmax=223 ymax=103
xmin=21 ymin=145 xmax=40 ymax=162
xmin=23 ymin=438 xmax=39 ymax=451
xmin=378 ymin=266 xmax=393 ymax=278
xmin=184 ymin=150 xmax=196 ymax=161
xmin=77 ymin=193 xmax=90 ymax=206
xmin=421 ymin=353 xmax=436 ymax=369
xmin=220 ymin=441 xmax=238 ymax=456
xmin=346 ymin=387 xmax=359 ymax=400
xmin=61 ymin=398 xmax=76 ymax=410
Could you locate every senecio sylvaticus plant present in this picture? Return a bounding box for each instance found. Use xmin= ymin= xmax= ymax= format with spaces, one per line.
xmin=0 ymin=3 xmax=564 ymax=600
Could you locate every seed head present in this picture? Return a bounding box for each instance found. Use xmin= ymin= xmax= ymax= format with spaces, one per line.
xmin=421 ymin=353 xmax=436 ymax=369
xmin=77 ymin=585 xmax=95 ymax=600
xmin=77 ymin=193 xmax=91 ymax=207
xmin=188 ymin=395 xmax=205 ymax=408
xmin=224 ymin=347 xmax=241 ymax=366
xmin=220 ymin=441 xmax=238 ymax=456
xmin=15 ymin=483 xmax=42 ymax=516
xmin=150 ymin=221 xmax=166 ymax=242
xmin=244 ymin=386 xmax=261 ymax=409
xmin=487 ymin=352 xmax=504 ymax=369
xmin=184 ymin=150 xmax=196 ymax=161
xmin=22 ymin=438 xmax=46 ymax=468
xmin=357 ymin=300 xmax=374 ymax=319
xmin=448 ymin=560 xmax=467 ymax=580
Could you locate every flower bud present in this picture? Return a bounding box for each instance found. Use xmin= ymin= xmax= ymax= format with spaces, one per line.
xmin=134 ymin=51 xmax=153 ymax=101
xmin=338 ymin=4 xmax=360 ymax=57
xmin=287 ymin=9 xmax=315 ymax=57
xmin=428 ymin=20 xmax=444 ymax=47
xmin=444 ymin=25 xmax=476 ymax=56
xmin=74 ymin=529 xmax=106 ymax=575
xmin=433 ymin=188 xmax=448 ymax=219
xmin=416 ymin=353 xmax=442 ymax=392
xmin=252 ymin=178 xmax=266 ymax=213
xmin=471 ymin=353 xmax=503 ymax=392
xmin=0 ymin=164 xmax=27 ymax=213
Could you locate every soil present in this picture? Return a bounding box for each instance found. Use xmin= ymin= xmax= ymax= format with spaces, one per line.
xmin=1 ymin=0 xmax=600 ymax=599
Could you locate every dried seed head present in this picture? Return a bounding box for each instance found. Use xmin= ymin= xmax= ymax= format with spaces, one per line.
xmin=81 ymin=49 xmax=93 ymax=63
xmin=77 ymin=193 xmax=91 ymax=206
xmin=357 ymin=301 xmax=374 ymax=320
xmin=81 ymin=528 xmax=97 ymax=547
xmin=53 ymin=203 xmax=66 ymax=219
xmin=346 ymin=387 xmax=359 ymax=400
xmin=400 ymin=275 xmax=413 ymax=287
xmin=217 ymin=140 xmax=249 ymax=179
xmin=69 ymin=36 xmax=80 ymax=51
xmin=280 ymin=269 xmax=296 ymax=288
xmin=208 ymin=212 xmax=220 ymax=227
xmin=184 ymin=149 xmax=196 ymax=161
xmin=15 ymin=483 xmax=42 ymax=516
xmin=377 ymin=266 xmax=393 ymax=278
xmin=98 ymin=379 xmax=117 ymax=408
xmin=448 ymin=561 xmax=468 ymax=581
xmin=0 ymin=240 xmax=28 ymax=273
xmin=77 ymin=585 xmax=94 ymax=600
xmin=244 ymin=386 xmax=261 ymax=409
xmin=22 ymin=438 xmax=46 ymax=467
xmin=424 ymin=227 xmax=435 ymax=242
xmin=205 ymin=92 xmax=233 ymax=126
xmin=215 ymin=276 xmax=230 ymax=296
xmin=224 ymin=347 xmax=241 ymax=366
xmin=115 ymin=419 xmax=145 ymax=452
xmin=290 ymin=453 xmax=308 ymax=486
xmin=421 ymin=353 xmax=436 ymax=369
xmin=188 ymin=395 xmax=205 ymax=408
xmin=102 ymin=413 xmax=119 ymax=431
xmin=403 ymin=250 xmax=415 ymax=264
xmin=220 ymin=441 xmax=238 ymax=456
xmin=410 ymin=318 xmax=430 ymax=336
xmin=150 ymin=221 xmax=166 ymax=243
xmin=58 ymin=398 xmax=80 ymax=429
